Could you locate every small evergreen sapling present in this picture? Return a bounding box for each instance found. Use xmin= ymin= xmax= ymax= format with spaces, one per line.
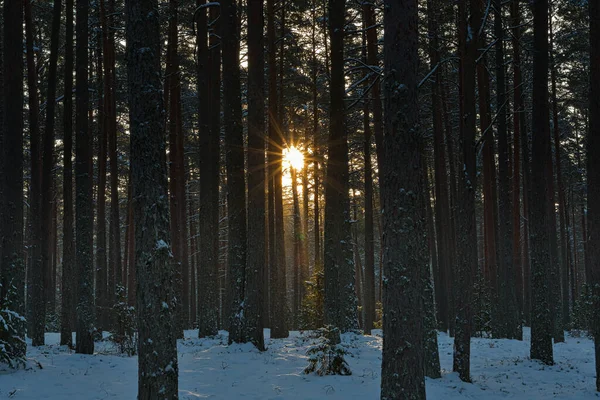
xmin=303 ymin=326 xmax=351 ymax=376
xmin=0 ymin=282 xmax=26 ymax=368
xmin=108 ymin=285 xmax=137 ymax=355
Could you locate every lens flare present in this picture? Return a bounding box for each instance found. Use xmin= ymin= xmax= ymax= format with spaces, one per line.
xmin=283 ymin=146 xmax=305 ymax=171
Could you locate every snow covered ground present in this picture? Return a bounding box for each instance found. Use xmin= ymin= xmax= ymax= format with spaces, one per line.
xmin=0 ymin=328 xmax=598 ymax=399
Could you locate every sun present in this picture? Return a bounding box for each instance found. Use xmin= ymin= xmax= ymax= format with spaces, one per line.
xmin=283 ymin=146 xmax=305 ymax=171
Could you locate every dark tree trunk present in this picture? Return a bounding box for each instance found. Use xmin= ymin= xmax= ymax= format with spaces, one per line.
xmin=311 ymin=0 xmax=322 ymax=275
xmin=511 ymin=0 xmax=525 ymax=329
xmin=25 ymin=0 xmax=45 ymax=347
xmin=105 ymin=0 xmax=122 ymax=315
xmin=495 ymin=0 xmax=520 ymax=339
xmin=245 ymin=0 xmax=266 ymax=350
xmin=529 ymin=0 xmax=554 ymax=365
xmin=197 ymin=0 xmax=220 ymax=338
xmin=61 ymin=0 xmax=75 ymax=347
xmin=267 ymin=0 xmax=288 ymax=339
xmin=453 ymin=0 xmax=478 ymax=382
xmin=165 ymin=0 xmax=188 ymax=333
xmin=75 ymin=0 xmax=95 ymax=355
xmin=543 ymin=9 xmax=564 ymax=343
xmin=324 ymin=0 xmax=357 ymax=333
xmin=588 ymin=0 xmax=600 ymax=391
xmin=380 ymin=0 xmax=426 ymax=397
xmin=512 ymin=0 xmax=532 ymax=326
xmin=222 ymin=0 xmax=247 ymax=344
xmin=0 ymin=0 xmax=26 ymax=359
xmin=426 ymin=0 xmax=452 ymax=333
xmin=97 ymin=0 xmax=109 ymax=331
xmin=549 ymin=13 xmax=570 ymax=329
xmin=42 ymin=0 xmax=62 ymax=321
xmin=363 ymin=0 xmax=383 ymax=171
xmin=292 ymin=165 xmax=302 ymax=329
xmin=423 ymin=164 xmax=441 ymax=379
xmin=361 ymin=7 xmax=375 ymax=334
xmin=126 ymin=0 xmax=179 ymax=396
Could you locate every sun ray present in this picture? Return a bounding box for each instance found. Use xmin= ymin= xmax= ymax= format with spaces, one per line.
xmin=283 ymin=146 xmax=305 ymax=171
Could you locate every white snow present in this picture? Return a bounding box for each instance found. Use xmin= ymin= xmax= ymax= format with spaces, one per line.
xmin=0 ymin=328 xmax=597 ymax=399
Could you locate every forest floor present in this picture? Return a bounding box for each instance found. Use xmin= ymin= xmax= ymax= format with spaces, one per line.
xmin=0 ymin=327 xmax=597 ymax=399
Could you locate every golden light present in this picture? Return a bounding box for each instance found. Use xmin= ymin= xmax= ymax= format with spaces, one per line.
xmin=283 ymin=146 xmax=305 ymax=171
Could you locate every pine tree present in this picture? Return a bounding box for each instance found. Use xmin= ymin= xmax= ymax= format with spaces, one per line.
xmin=529 ymin=0 xmax=554 ymax=365
xmin=126 ymin=0 xmax=179 ymax=395
xmin=324 ymin=0 xmax=357 ymax=334
xmin=454 ymin=0 xmax=479 ymax=382
xmin=0 ymin=0 xmax=26 ymax=361
xmin=222 ymin=0 xmax=247 ymax=344
xmin=587 ymin=0 xmax=600 ymax=391
xmin=380 ymin=0 xmax=426 ymax=397
xmin=60 ymin=0 xmax=76 ymax=348
xmin=24 ymin=0 xmax=45 ymax=347
xmin=245 ymin=0 xmax=266 ymax=350
xmin=75 ymin=0 xmax=95 ymax=355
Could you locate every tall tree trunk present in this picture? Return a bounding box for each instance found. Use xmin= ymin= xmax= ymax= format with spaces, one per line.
xmin=311 ymin=0 xmax=321 ymax=274
xmin=245 ymin=0 xmax=266 ymax=350
xmin=97 ymin=0 xmax=109 ymax=331
xmin=61 ymin=0 xmax=75 ymax=347
xmin=543 ymin=9 xmax=565 ymax=344
xmin=474 ymin=0 xmax=499 ymax=334
xmin=529 ymin=0 xmax=554 ymax=365
xmin=222 ymin=0 xmax=247 ymax=344
xmin=380 ymin=0 xmax=426 ymax=396
xmin=511 ymin=0 xmax=524 ymax=330
xmin=125 ymin=171 xmax=136 ymax=307
xmin=361 ymin=8 xmax=375 ymax=334
xmin=75 ymin=0 xmax=95 ymax=355
xmin=165 ymin=0 xmax=188 ymax=333
xmin=426 ymin=0 xmax=452 ymax=333
xmin=324 ymin=0 xmax=357 ymax=333
xmin=495 ymin=0 xmax=520 ymax=339
xmin=267 ymin=0 xmax=288 ymax=339
xmin=126 ymin=0 xmax=180 ymax=396
xmin=588 ymin=0 xmax=600 ymax=391
xmin=42 ymin=0 xmax=62 ymax=320
xmin=292 ymin=165 xmax=302 ymax=329
xmin=363 ymin=0 xmax=383 ymax=171
xmin=0 ymin=0 xmax=26 ymax=359
xmin=25 ymin=0 xmax=45 ymax=347
xmin=549 ymin=12 xmax=570 ymax=328
xmin=106 ymin=0 xmax=122 ymax=315
xmin=423 ymin=162 xmax=441 ymax=379
xmin=512 ymin=0 xmax=532 ymax=326
xmin=454 ymin=0 xmax=478 ymax=382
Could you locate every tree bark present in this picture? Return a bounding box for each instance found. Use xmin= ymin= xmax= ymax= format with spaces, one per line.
xmin=222 ymin=0 xmax=247 ymax=344
xmin=105 ymin=0 xmax=122 ymax=317
xmin=25 ymin=0 xmax=45 ymax=347
xmin=42 ymin=0 xmax=62 ymax=320
xmin=245 ymin=0 xmax=266 ymax=350
xmin=75 ymin=0 xmax=95 ymax=355
xmin=380 ymin=0 xmax=426 ymax=397
xmin=426 ymin=0 xmax=452 ymax=333
xmin=453 ymin=0 xmax=478 ymax=382
xmin=529 ymin=0 xmax=554 ymax=365
xmin=588 ymin=0 xmax=600 ymax=391
xmin=0 ymin=0 xmax=26 ymax=359
xmin=324 ymin=0 xmax=357 ymax=333
xmin=361 ymin=7 xmax=375 ymax=334
xmin=267 ymin=0 xmax=288 ymax=338
xmin=61 ymin=0 xmax=75 ymax=347
xmin=510 ymin=0 xmax=524 ymax=330
xmin=495 ymin=0 xmax=520 ymax=339
xmin=126 ymin=0 xmax=179 ymax=395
